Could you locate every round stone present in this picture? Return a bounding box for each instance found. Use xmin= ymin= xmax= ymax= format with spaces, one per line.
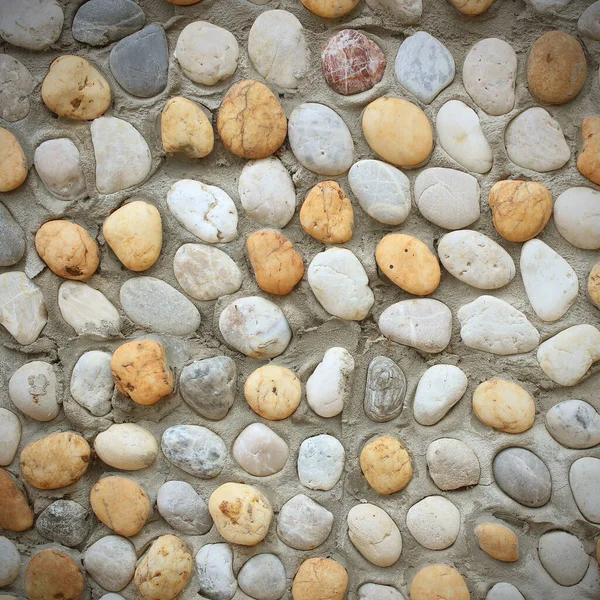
xmin=35 ymin=500 xmax=89 ymax=547
xmin=0 ymin=408 xmax=20 ymax=466
xmin=277 ymin=494 xmax=333 ymax=550
xmin=407 ymin=496 xmax=460 ymax=550
xmin=554 ymin=187 xmax=600 ymax=250
xmin=84 ymin=535 xmax=136 ymax=592
xmin=298 ymin=434 xmax=345 ymax=491
xmin=9 ymin=361 xmax=59 ymax=422
xmin=360 ymin=436 xmax=412 ymax=495
xmin=195 ymin=543 xmax=236 ymax=600
xmin=426 ymin=438 xmax=480 ymax=490
xmin=538 ymin=531 xmax=588 ymax=586
xmin=475 ymin=523 xmax=518 ymax=562
xmin=486 ymin=583 xmax=525 ymax=600
xmin=292 ymin=558 xmax=348 ymax=600
xmin=0 ymin=55 xmax=34 ymax=122
xmin=450 ymin=0 xmax=495 ymax=12
xmin=24 ymin=549 xmax=84 ymax=600
xmin=364 ymin=356 xmax=406 ymax=423
xmin=0 ymin=468 xmax=33 ymax=532
xmin=161 ymin=425 xmax=226 ymax=479
xmin=233 ymin=423 xmax=289 ymax=476
xmin=579 ymin=1 xmax=600 ymax=39
xmin=301 ymin=0 xmax=358 ymax=17
xmin=301 ymin=181 xmax=354 ymax=243
xmin=288 ymin=103 xmax=354 ymax=176
xmin=590 ymin=262 xmax=600 ymax=309
xmin=359 ymin=584 xmax=405 ymax=600
xmin=70 ymin=351 xmax=113 ymax=416
xmin=0 ymin=537 xmax=19 ymax=587
xmin=95 ymin=423 xmax=158 ymax=471
xmin=546 ymin=400 xmax=600 ymax=449
xmin=410 ymin=565 xmax=469 ymax=600
xmin=0 ymin=203 xmax=25 ymax=266
xmin=0 ymin=0 xmax=64 ymax=50
xmin=175 ymin=21 xmax=238 ymax=85
xmin=0 ymin=128 xmax=28 ymax=192
xmin=578 ymin=116 xmax=600 ymax=185
xmin=238 ymin=554 xmax=287 ymax=600
xmin=156 ymin=480 xmax=212 ymax=535
xmin=569 ymin=457 xmax=600 ymax=523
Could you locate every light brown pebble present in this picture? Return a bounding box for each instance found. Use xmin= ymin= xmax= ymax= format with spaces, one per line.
xmin=247 ymin=230 xmax=304 ymax=295
xmin=111 ymin=340 xmax=173 ymax=405
xmin=209 ymin=482 xmax=272 ymax=545
xmin=244 ymin=365 xmax=302 ymax=420
xmin=410 ymin=564 xmax=469 ymax=600
xmin=103 ymin=200 xmax=162 ymax=271
xmin=0 ymin=127 xmax=28 ymax=192
xmin=292 ymin=558 xmax=348 ymax=600
xmin=301 ymin=0 xmax=359 ymax=17
xmin=578 ymin=116 xmax=600 ymax=186
xmin=25 ymin=549 xmax=84 ymax=600
xmin=217 ymin=80 xmax=287 ymax=159
xmin=450 ymin=0 xmax=494 ymax=14
xmin=300 ymin=181 xmax=354 ymax=244
xmin=41 ymin=55 xmax=111 ymax=121
xmin=488 ymin=180 xmax=552 ymax=242
xmin=360 ymin=435 xmax=412 ymax=495
xmin=35 ymin=220 xmax=99 ymax=281
xmin=589 ymin=262 xmax=600 ymax=309
xmin=475 ymin=523 xmax=519 ymax=562
xmin=90 ymin=475 xmax=150 ymax=536
xmin=161 ymin=96 xmax=214 ymax=159
xmin=20 ymin=432 xmax=91 ymax=490
xmin=134 ymin=535 xmax=192 ymax=600
xmin=0 ymin=468 xmax=33 ymax=531
xmin=376 ymin=233 xmax=440 ymax=296
xmin=527 ymin=31 xmax=586 ymax=105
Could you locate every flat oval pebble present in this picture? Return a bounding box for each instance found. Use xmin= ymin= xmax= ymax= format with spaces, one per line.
xmin=0 ymin=203 xmax=25 ymax=267
xmin=579 ymin=1 xmax=600 ymax=39
xmin=157 ymin=480 xmax=212 ymax=535
xmin=0 ymin=128 xmax=28 ymax=192
xmin=538 ymin=530 xmax=588 ymax=586
xmin=277 ymin=494 xmax=333 ymax=550
xmin=0 ymin=468 xmax=33 ymax=531
xmin=24 ymin=549 xmax=84 ymax=600
xmin=554 ymin=187 xmax=600 ymax=250
xmin=0 ymin=537 xmax=19 ymax=587
xmin=0 ymin=408 xmax=20 ymax=466
xmin=360 ymin=435 xmax=412 ymax=495
xmin=379 ymin=299 xmax=452 ymax=354
xmin=233 ymin=423 xmax=289 ymax=476
xmin=505 ymin=107 xmax=570 ymax=172
xmin=195 ymin=543 xmax=236 ymax=600
xmin=161 ymin=425 xmax=226 ymax=479
xmin=475 ymin=523 xmax=518 ymax=562
xmin=238 ymin=554 xmax=287 ymax=600
xmin=578 ymin=116 xmax=600 ymax=186
xmin=0 ymin=0 xmax=63 ymax=50
xmin=364 ymin=356 xmax=406 ymax=422
xmin=569 ymin=457 xmax=600 ymax=523
xmin=220 ymin=296 xmax=292 ymax=359
xmin=36 ymin=499 xmax=89 ymax=547
xmin=95 ymin=423 xmax=158 ymax=470
xmin=34 ymin=139 xmax=87 ymax=201
xmin=301 ymin=0 xmax=359 ymax=17
xmin=487 ymin=583 xmax=524 ymax=600
xmin=58 ymin=281 xmax=120 ymax=337
xmin=292 ymin=558 xmax=348 ymax=600
xmin=493 ymin=447 xmax=551 ymax=507
xmin=248 ymin=10 xmax=307 ymax=89
xmin=0 ymin=55 xmax=34 ymax=122
xmin=413 ymin=364 xmax=468 ymax=425
xmin=457 ymin=295 xmax=539 ymax=355
xmin=407 ymin=496 xmax=460 ymax=550
xmin=359 ymin=584 xmax=406 ymax=600
xmin=427 ymin=438 xmax=480 ymax=490
xmin=298 ymin=434 xmax=345 ymax=491
xmin=9 ymin=361 xmax=59 ymax=421
xmin=349 ymin=160 xmax=411 ymax=225
xmin=84 ymin=535 xmax=136 ymax=592
xmin=308 ymin=248 xmax=374 ymax=320
xmin=546 ymin=400 xmax=600 ymax=449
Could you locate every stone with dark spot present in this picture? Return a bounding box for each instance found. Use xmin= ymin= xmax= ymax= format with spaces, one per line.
xmin=36 ymin=499 xmax=89 ymax=547
xmin=364 ymin=356 xmax=406 ymax=422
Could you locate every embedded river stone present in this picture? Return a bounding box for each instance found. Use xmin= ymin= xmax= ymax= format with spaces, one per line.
xmin=545 ymin=400 xmax=600 ymax=449
xmin=292 ymin=558 xmax=348 ymax=600
xmin=0 ymin=128 xmax=28 ymax=192
xmin=487 ymin=583 xmax=525 ymax=600
xmin=475 ymin=523 xmax=518 ymax=562
xmin=569 ymin=457 xmax=600 ymax=523
xmin=0 ymin=0 xmax=64 ymax=50
xmin=298 ymin=434 xmax=345 ymax=491
xmin=411 ymin=565 xmax=469 ymax=600
xmin=161 ymin=425 xmax=226 ymax=479
xmin=578 ymin=116 xmax=600 ymax=185
xmin=35 ymin=499 xmax=89 ymax=547
xmin=406 ymin=495 xmax=460 ymax=550
xmin=301 ymin=0 xmax=359 ymax=17
xmin=590 ymin=262 xmax=600 ymax=309
xmin=427 ymin=438 xmax=480 ymax=490
xmin=277 ymin=494 xmax=333 ymax=550
xmin=0 ymin=408 xmax=21 ymax=466
xmin=579 ymin=1 xmax=600 ymax=39
xmin=0 ymin=55 xmax=34 ymax=122
xmin=364 ymin=356 xmax=406 ymax=422
xmin=9 ymin=360 xmax=59 ymax=421
xmin=157 ymin=480 xmax=212 ymax=535
xmin=95 ymin=423 xmax=158 ymax=470
xmin=365 ymin=0 xmax=422 ymax=21
xmin=195 ymin=543 xmax=236 ymax=600
xmin=359 ymin=584 xmax=405 ymax=600
xmin=233 ymin=423 xmax=289 ymax=476
xmin=450 ymin=0 xmax=495 ymax=13
xmin=24 ymin=549 xmax=84 ymax=600
xmin=360 ymin=435 xmax=412 ymax=494
xmin=0 ymin=203 xmax=25 ymax=266
xmin=0 ymin=468 xmax=33 ymax=531
xmin=0 ymin=537 xmax=19 ymax=587
xmin=84 ymin=535 xmax=136 ymax=592
xmin=538 ymin=531 xmax=588 ymax=586
xmin=238 ymin=554 xmax=287 ymax=600
xmin=554 ymin=187 xmax=600 ymax=250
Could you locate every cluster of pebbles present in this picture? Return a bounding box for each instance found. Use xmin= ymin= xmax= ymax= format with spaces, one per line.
xmin=1 ymin=0 xmax=600 ymax=599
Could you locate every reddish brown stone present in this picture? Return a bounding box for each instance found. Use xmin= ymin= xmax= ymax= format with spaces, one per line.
xmin=0 ymin=468 xmax=33 ymax=531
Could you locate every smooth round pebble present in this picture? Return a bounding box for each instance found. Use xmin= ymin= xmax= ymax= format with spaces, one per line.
xmin=554 ymin=187 xmax=600 ymax=250
xmin=0 ymin=409 xmax=20 ymax=466
xmin=9 ymin=361 xmax=59 ymax=421
xmin=450 ymin=0 xmax=495 ymax=13
xmin=298 ymin=434 xmax=345 ymax=491
xmin=410 ymin=564 xmax=469 ymax=600
xmin=34 ymin=139 xmax=87 ymax=201
xmin=95 ymin=423 xmax=158 ymax=470
xmin=486 ymin=583 xmax=525 ymax=600
xmin=84 ymin=535 xmax=136 ymax=592
xmin=157 ymin=480 xmax=212 ymax=535
xmin=70 ymin=350 xmax=113 ymax=417
xmin=569 ymin=457 xmax=600 ymax=523
xmin=0 ymin=55 xmax=34 ymax=122
xmin=0 ymin=128 xmax=28 ymax=192
xmin=475 ymin=523 xmax=518 ymax=562
xmin=427 ymin=438 xmax=480 ymax=490
xmin=195 ymin=543 xmax=236 ymax=600
xmin=358 ymin=583 xmax=406 ymax=600
xmin=0 ymin=0 xmax=64 ymax=50
xmin=364 ymin=356 xmax=406 ymax=422
xmin=0 ymin=468 xmax=33 ymax=532
xmin=277 ymin=494 xmax=333 ymax=550
xmin=546 ymin=400 xmax=600 ymax=449
xmin=406 ymin=496 xmax=460 ymax=550
xmin=0 ymin=537 xmax=19 ymax=587
xmin=233 ymin=423 xmax=289 ymax=476
xmin=360 ymin=436 xmax=412 ymax=495
xmin=238 ymin=554 xmax=287 ymax=600
xmin=35 ymin=500 xmax=89 ymax=547
xmin=538 ymin=530 xmax=588 ymax=586
xmin=300 ymin=0 xmax=359 ymax=17
xmin=292 ymin=558 xmax=348 ymax=600
xmin=244 ymin=365 xmax=301 ymax=420
xmin=0 ymin=203 xmax=25 ymax=267
xmin=24 ymin=549 xmax=84 ymax=600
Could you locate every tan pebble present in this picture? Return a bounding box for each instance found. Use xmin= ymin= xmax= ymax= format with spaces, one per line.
xmin=376 ymin=233 xmax=440 ymax=296
xmin=360 ymin=435 xmax=412 ymax=495
xmin=475 ymin=523 xmax=519 ymax=562
xmin=209 ymin=482 xmax=272 ymax=546
xmin=578 ymin=117 xmax=600 ymax=186
xmin=247 ymin=230 xmax=304 ymax=295
xmin=20 ymin=432 xmax=90 ymax=490
xmin=450 ymin=0 xmax=494 ymax=14
xmin=35 ymin=220 xmax=99 ymax=281
xmin=292 ymin=557 xmax=348 ymax=600
xmin=25 ymin=549 xmax=84 ymax=600
xmin=161 ymin=96 xmax=214 ymax=159
xmin=90 ymin=475 xmax=150 ymax=536
xmin=103 ymin=200 xmax=162 ymax=271
xmin=111 ymin=340 xmax=173 ymax=405
xmin=527 ymin=31 xmax=586 ymax=105
xmin=301 ymin=0 xmax=359 ymax=18
xmin=0 ymin=468 xmax=33 ymax=531
xmin=134 ymin=535 xmax=192 ymax=600
xmin=362 ymin=97 xmax=433 ymax=167
xmin=41 ymin=55 xmax=111 ymax=120
xmin=217 ymin=80 xmax=287 ymax=159
xmin=244 ymin=365 xmax=302 ymax=420
xmin=489 ymin=180 xmax=552 ymax=242
xmin=588 ymin=262 xmax=600 ymax=309
xmin=300 ymin=181 xmax=354 ymax=244
xmin=0 ymin=128 xmax=28 ymax=192
xmin=410 ymin=564 xmax=469 ymax=600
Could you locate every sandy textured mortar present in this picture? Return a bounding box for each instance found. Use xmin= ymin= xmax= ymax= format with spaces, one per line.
xmin=1 ymin=0 xmax=600 ymax=598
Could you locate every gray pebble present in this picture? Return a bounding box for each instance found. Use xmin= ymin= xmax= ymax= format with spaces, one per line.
xmin=426 ymin=438 xmax=480 ymax=491
xmin=73 ymin=0 xmax=145 ymax=46
xmin=36 ymin=500 xmax=89 ymax=547
xmin=179 ymin=357 xmax=236 ymax=420
xmin=359 ymin=583 xmax=406 ymax=600
xmin=84 ymin=535 xmax=136 ymax=592
xmin=364 ymin=356 xmax=406 ymax=422
xmin=0 ymin=202 xmax=25 ymax=267
xmin=109 ymin=24 xmax=168 ymax=97
xmin=579 ymin=1 xmax=600 ymax=40
xmin=0 ymin=536 xmax=20 ymax=587
xmin=0 ymin=0 xmax=64 ymax=51
xmin=569 ymin=457 xmax=600 ymax=523
xmin=195 ymin=543 xmax=237 ymax=600
xmin=538 ymin=530 xmax=589 ymax=586
xmin=70 ymin=350 xmax=114 ymax=417
xmin=0 ymin=55 xmax=34 ymax=122
xmin=486 ymin=583 xmax=524 ymax=600
xmin=156 ymin=480 xmax=212 ymax=535
xmin=238 ymin=554 xmax=286 ymax=600
xmin=493 ymin=447 xmax=552 ymax=508
xmin=545 ymin=399 xmax=600 ymax=449
xmin=297 ymin=434 xmax=345 ymax=491
xmin=276 ymin=494 xmax=333 ymax=550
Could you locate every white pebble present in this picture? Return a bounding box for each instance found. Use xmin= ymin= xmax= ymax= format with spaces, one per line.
xmin=237 ymin=554 xmax=287 ymax=600
xmin=9 ymin=361 xmax=59 ymax=421
xmin=195 ymin=543 xmax=237 ymax=600
xmin=156 ymin=480 xmax=212 ymax=535
xmin=84 ymin=535 xmax=136 ymax=592
xmin=546 ymin=400 xmax=600 ymax=449
xmin=70 ymin=350 xmax=114 ymax=416
xmin=426 ymin=438 xmax=480 ymax=490
xmin=554 ymin=187 xmax=600 ymax=250
xmin=233 ymin=423 xmax=289 ymax=476
xmin=34 ymin=138 xmax=86 ymax=201
xmin=0 ymin=537 xmax=19 ymax=587
xmin=487 ymin=583 xmax=525 ymax=600
xmin=538 ymin=530 xmax=589 ymax=586
xmin=406 ymin=495 xmax=460 ymax=550
xmin=569 ymin=457 xmax=600 ymax=523
xmin=298 ymin=434 xmax=345 ymax=491
xmin=276 ymin=494 xmax=333 ymax=550
xmin=359 ymin=583 xmax=406 ymax=600
xmin=365 ymin=0 xmax=421 ymax=22
xmin=95 ymin=423 xmax=158 ymax=471
xmin=0 ymin=408 xmax=20 ymax=466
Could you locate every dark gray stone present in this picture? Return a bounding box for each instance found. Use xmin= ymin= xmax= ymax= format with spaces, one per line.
xmin=36 ymin=500 xmax=89 ymax=547
xmin=73 ymin=0 xmax=145 ymax=47
xmin=364 ymin=356 xmax=406 ymax=422
xmin=180 ymin=357 xmax=237 ymax=420
xmin=109 ymin=24 xmax=168 ymax=98
xmin=0 ymin=202 xmax=25 ymax=267
xmin=238 ymin=554 xmax=287 ymax=600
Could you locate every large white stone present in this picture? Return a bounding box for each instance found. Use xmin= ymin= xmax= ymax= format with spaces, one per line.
xmin=546 ymin=400 xmax=600 ymax=449
xmin=0 ymin=408 xmax=21 ymax=466
xmin=438 ymin=230 xmax=515 ymax=289
xmin=156 ymin=480 xmax=212 ymax=535
xmin=538 ymin=531 xmax=589 ymax=587
xmin=0 ymin=536 xmax=20 ymax=587
xmin=297 ymin=434 xmax=345 ymax=491
xmin=195 ymin=543 xmax=237 ymax=600
xmin=436 ymin=100 xmax=493 ymax=173
xmin=9 ymin=360 xmax=59 ymax=421
xmin=95 ymin=423 xmax=158 ymax=471
xmin=426 ymin=438 xmax=480 ymax=490
xmin=487 ymin=583 xmax=525 ymax=600
xmin=406 ymin=495 xmax=460 ymax=550
xmin=365 ymin=0 xmax=421 ymax=22
xmin=277 ymin=494 xmax=333 ymax=550
xmin=0 ymin=0 xmax=64 ymax=51
xmin=232 ymin=423 xmax=289 ymax=476
xmin=520 ymin=239 xmax=578 ymax=321
xmin=237 ymin=554 xmax=287 ymax=600
xmin=84 ymin=535 xmax=136 ymax=592
xmin=579 ymin=1 xmax=600 ymax=40
xmin=307 ymin=248 xmax=374 ymax=321
xmin=554 ymin=187 xmax=600 ymax=250
xmin=569 ymin=457 xmax=600 ymax=523
xmin=70 ymin=350 xmax=114 ymax=416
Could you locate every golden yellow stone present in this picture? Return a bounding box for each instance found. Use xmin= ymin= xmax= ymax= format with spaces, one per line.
xmin=0 ymin=128 xmax=28 ymax=192
xmin=360 ymin=435 xmax=412 ymax=495
xmin=292 ymin=558 xmax=348 ymax=600
xmin=450 ymin=0 xmax=494 ymax=14
xmin=244 ymin=365 xmax=302 ymax=420
xmin=410 ymin=564 xmax=469 ymax=600
xmin=25 ymin=549 xmax=84 ymax=600
xmin=578 ymin=116 xmax=600 ymax=186
xmin=475 ymin=523 xmax=519 ymax=562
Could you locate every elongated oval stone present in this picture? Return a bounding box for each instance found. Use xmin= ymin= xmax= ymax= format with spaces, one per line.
xmin=0 ymin=55 xmax=34 ymax=122
xmin=569 ymin=457 xmax=600 ymax=523
xmin=0 ymin=408 xmax=21 ymax=466
xmin=538 ymin=530 xmax=588 ymax=586
xmin=0 ymin=468 xmax=33 ymax=531
xmin=364 ymin=356 xmax=406 ymax=422
xmin=546 ymin=400 xmax=600 ymax=449
xmin=195 ymin=543 xmax=236 ymax=600
xmin=95 ymin=423 xmax=158 ymax=471
xmin=70 ymin=350 xmax=114 ymax=416
xmin=157 ymin=480 xmax=212 ymax=535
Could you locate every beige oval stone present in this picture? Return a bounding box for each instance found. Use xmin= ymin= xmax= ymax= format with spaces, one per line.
xmin=244 ymin=365 xmax=302 ymax=420
xmin=35 ymin=220 xmax=99 ymax=281
xmin=25 ymin=549 xmax=84 ymax=600
xmin=111 ymin=340 xmax=174 ymax=406
xmin=578 ymin=116 xmax=600 ymax=186
xmin=247 ymin=230 xmax=304 ymax=295
xmin=589 ymin=262 xmax=600 ymax=309
xmin=209 ymin=482 xmax=272 ymax=546
xmin=103 ymin=200 xmax=162 ymax=272
xmin=450 ymin=0 xmax=494 ymax=14
xmin=362 ymin=97 xmax=433 ymax=167
xmin=475 ymin=523 xmax=519 ymax=562
xmin=292 ymin=558 xmax=348 ymax=600
xmin=473 ymin=379 xmax=535 ymax=433
xmin=161 ymin=97 xmax=214 ymax=159
xmin=489 ymin=180 xmax=552 ymax=242
xmin=42 ymin=55 xmax=111 ymax=120
xmin=360 ymin=435 xmax=412 ymax=495
xmin=0 ymin=128 xmax=28 ymax=192
xmin=95 ymin=423 xmax=158 ymax=471
xmin=300 ymin=181 xmax=354 ymax=244
xmin=20 ymin=432 xmax=91 ymax=490
xmin=301 ymin=0 xmax=359 ymax=17
xmin=0 ymin=468 xmax=33 ymax=531
xmin=90 ymin=475 xmax=150 ymax=536
xmin=134 ymin=535 xmax=192 ymax=600
xmin=410 ymin=564 xmax=469 ymax=600
xmin=376 ymin=233 xmax=440 ymax=296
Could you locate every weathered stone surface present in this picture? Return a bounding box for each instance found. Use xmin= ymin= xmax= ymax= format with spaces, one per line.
xmin=364 ymin=356 xmax=406 ymax=422
xmin=475 ymin=523 xmax=518 ymax=562
xmin=36 ymin=500 xmax=89 ymax=546
xmin=238 ymin=554 xmax=286 ymax=600
xmin=195 ymin=543 xmax=236 ymax=600
xmin=95 ymin=423 xmax=158 ymax=471
xmin=578 ymin=117 xmax=600 ymax=185
xmin=0 ymin=55 xmax=34 ymax=121
xmin=365 ymin=0 xmax=421 ymax=21
xmin=579 ymin=1 xmax=600 ymax=40
xmin=24 ymin=549 xmax=84 ymax=600
xmin=0 ymin=0 xmax=64 ymax=50
xmin=9 ymin=361 xmax=59 ymax=421
xmin=84 ymin=535 xmax=136 ymax=592
xmin=233 ymin=423 xmax=289 ymax=476
xmin=554 ymin=187 xmax=600 ymax=250
xmin=406 ymin=496 xmax=460 ymax=550
xmin=34 ymin=139 xmax=87 ymax=201
xmin=410 ymin=565 xmax=469 ymax=600
xmin=0 ymin=128 xmax=28 ymax=192
xmin=569 ymin=457 xmax=600 ymax=523
xmin=359 ymin=584 xmax=405 ymax=600
xmin=546 ymin=400 xmax=600 ymax=449
xmin=298 ymin=435 xmax=345 ymax=491
xmin=486 ymin=583 xmax=524 ymax=600
xmin=156 ymin=480 xmax=212 ymax=535
xmin=277 ymin=494 xmax=333 ymax=550
xmin=161 ymin=97 xmax=214 ymax=159
xmin=538 ymin=531 xmax=588 ymax=585
xmin=360 ymin=435 xmax=412 ymax=495
xmin=427 ymin=438 xmax=480 ymax=490
xmin=450 ymin=0 xmax=495 ymax=13
xmin=292 ymin=558 xmax=348 ymax=600
xmin=301 ymin=0 xmax=359 ymax=17
xmin=0 ymin=537 xmax=19 ymax=587
xmin=0 ymin=203 xmax=25 ymax=267
xmin=0 ymin=408 xmax=20 ymax=466
xmin=0 ymin=468 xmax=33 ymax=531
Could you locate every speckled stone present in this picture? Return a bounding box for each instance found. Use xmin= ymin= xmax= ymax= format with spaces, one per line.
xmin=238 ymin=554 xmax=287 ymax=600
xmin=546 ymin=400 xmax=600 ymax=449
xmin=554 ymin=187 xmax=600 ymax=250
xmin=538 ymin=531 xmax=588 ymax=586
xmin=0 ymin=203 xmax=25 ymax=267
xmin=156 ymin=480 xmax=212 ymax=535
xmin=277 ymin=494 xmax=333 ymax=550
xmin=0 ymin=55 xmax=34 ymax=122
xmin=0 ymin=408 xmax=20 ymax=466
xmin=298 ymin=434 xmax=345 ymax=491
xmin=195 ymin=543 xmax=237 ymax=600
xmin=364 ymin=356 xmax=406 ymax=422
xmin=569 ymin=457 xmax=600 ymax=523
xmin=35 ymin=500 xmax=89 ymax=547
xmin=406 ymin=495 xmax=460 ymax=550
xmin=427 ymin=438 xmax=480 ymax=490
xmin=84 ymin=535 xmax=136 ymax=592
xmin=0 ymin=0 xmax=64 ymax=50
xmin=0 ymin=536 xmax=19 ymax=587
xmin=9 ymin=361 xmax=59 ymax=421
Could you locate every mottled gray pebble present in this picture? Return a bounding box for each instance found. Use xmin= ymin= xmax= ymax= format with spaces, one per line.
xmin=35 ymin=500 xmax=89 ymax=547
xmin=0 ymin=203 xmax=25 ymax=267
xmin=486 ymin=583 xmax=524 ymax=600
xmin=545 ymin=400 xmax=600 ymax=449
xmin=569 ymin=457 xmax=600 ymax=523
xmin=364 ymin=356 xmax=406 ymax=422
xmin=0 ymin=0 xmax=64 ymax=51
xmin=359 ymin=583 xmax=406 ymax=600
xmin=298 ymin=434 xmax=345 ymax=491
xmin=276 ymin=494 xmax=333 ymax=550
xmin=84 ymin=535 xmax=136 ymax=592
xmin=156 ymin=480 xmax=212 ymax=535
xmin=70 ymin=350 xmax=114 ymax=417
xmin=73 ymin=0 xmax=145 ymax=46
xmin=238 ymin=554 xmax=286 ymax=600
xmin=195 ymin=543 xmax=237 ymax=600
xmin=538 ymin=530 xmax=589 ymax=586
xmin=0 ymin=54 xmax=34 ymax=122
